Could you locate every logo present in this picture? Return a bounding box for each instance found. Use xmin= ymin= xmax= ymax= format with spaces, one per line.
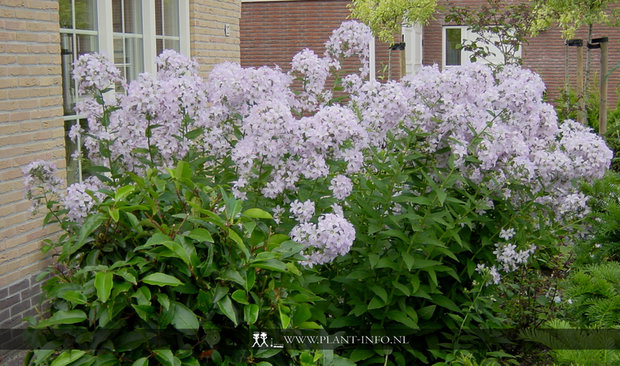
xmin=251 ymin=331 xmax=283 ymax=348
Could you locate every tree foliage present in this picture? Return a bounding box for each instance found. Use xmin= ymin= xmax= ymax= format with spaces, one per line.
xmin=531 ymin=0 xmax=619 ymax=38
xmin=348 ymin=0 xmax=437 ymax=44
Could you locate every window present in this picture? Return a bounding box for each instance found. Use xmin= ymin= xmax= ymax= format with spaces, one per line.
xmin=442 ymin=26 xmax=522 ymax=68
xmin=113 ymin=0 xmax=144 ymax=81
xmin=59 ymin=0 xmax=190 ymax=183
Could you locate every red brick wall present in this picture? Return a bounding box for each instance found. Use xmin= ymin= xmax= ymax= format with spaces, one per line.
xmin=240 ymin=0 xmax=400 ymax=80
xmin=424 ymin=0 xmax=620 ymax=107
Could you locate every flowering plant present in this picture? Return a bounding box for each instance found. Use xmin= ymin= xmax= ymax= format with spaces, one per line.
xmin=23 ymin=20 xmax=613 ymax=365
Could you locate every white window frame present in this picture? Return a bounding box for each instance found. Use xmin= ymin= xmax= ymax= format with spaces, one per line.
xmin=442 ymin=25 xmax=470 ymax=68
xmin=442 ymin=25 xmax=522 ymax=69
xmin=99 ymin=0 xmax=190 ymax=74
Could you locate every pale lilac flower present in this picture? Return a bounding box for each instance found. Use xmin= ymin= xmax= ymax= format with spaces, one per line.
xmin=22 ymin=160 xmax=64 ymax=213
xmin=291 ymin=210 xmax=355 ymax=267
xmin=290 ymin=48 xmax=332 ymax=111
xmin=499 ymin=228 xmax=516 ymax=241
xmin=324 ymin=20 xmax=373 ymax=78
xmin=72 ymin=53 xmax=123 ymax=95
xmin=329 ymin=175 xmax=353 ymax=200
xmin=63 ymin=177 xmax=104 ymax=223
xmin=290 ymin=199 xmax=315 ymax=223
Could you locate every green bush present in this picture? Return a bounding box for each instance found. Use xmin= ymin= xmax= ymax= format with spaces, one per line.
xmin=25 ymin=161 xmax=319 ymax=365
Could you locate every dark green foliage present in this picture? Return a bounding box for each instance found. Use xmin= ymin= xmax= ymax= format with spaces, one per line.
xmin=26 ymin=160 xmax=318 ymax=365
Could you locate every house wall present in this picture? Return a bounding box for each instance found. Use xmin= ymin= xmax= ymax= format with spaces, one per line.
xmin=424 ymin=0 xmax=620 ymax=107
xmin=0 ymin=0 xmax=65 ymax=364
xmin=240 ymin=0 xmax=400 ymax=80
xmin=191 ymin=0 xmax=241 ymax=74
xmin=0 ymin=1 xmax=241 ymax=364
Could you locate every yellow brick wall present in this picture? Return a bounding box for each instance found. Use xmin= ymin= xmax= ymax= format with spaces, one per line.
xmin=0 ymin=1 xmax=240 ymax=361
xmin=0 ymin=0 xmax=64 ymax=335
xmin=190 ymin=0 xmax=241 ymax=74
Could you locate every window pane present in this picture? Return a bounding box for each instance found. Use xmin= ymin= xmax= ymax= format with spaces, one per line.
xmin=75 ymin=0 xmax=97 ymax=30
xmin=446 ymin=28 xmax=461 ymax=66
xmin=59 ymin=0 xmax=72 ymax=29
xmin=113 ymin=0 xmax=122 ymax=32
xmin=163 ymin=39 xmax=180 ymax=53
xmin=163 ymin=0 xmax=179 ymax=37
xmin=76 ymin=34 xmax=97 ymax=55
xmin=156 ymin=38 xmax=163 ymax=55
xmin=124 ymin=0 xmax=143 ymax=34
xmin=61 ymin=34 xmax=75 ymax=115
xmin=113 ymin=37 xmax=124 ymax=64
xmin=124 ymin=37 xmax=144 ymax=80
xmin=155 ymin=0 xmax=162 ymax=35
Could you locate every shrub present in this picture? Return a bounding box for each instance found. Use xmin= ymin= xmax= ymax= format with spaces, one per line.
xmin=23 ymin=21 xmax=613 ymax=365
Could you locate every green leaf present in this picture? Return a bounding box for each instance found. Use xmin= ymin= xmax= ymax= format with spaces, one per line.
xmin=95 ymin=271 xmax=113 ymax=303
xmin=175 ymin=161 xmax=192 ymax=181
xmin=67 ymin=213 xmax=106 ymax=257
xmin=292 ymin=304 xmax=312 ymax=324
xmin=228 ymin=228 xmax=250 ymax=258
xmin=219 ymin=270 xmax=246 ymax=287
xmin=349 ymin=349 xmax=375 ymax=362
xmin=171 ymin=302 xmax=199 ymax=331
xmin=145 ymin=232 xmax=170 ymax=247
xmin=217 ymin=296 xmax=238 ymax=326
xmin=418 ymin=305 xmax=437 ymax=320
xmin=367 ymin=296 xmax=384 ymax=310
xmin=58 ymin=290 xmax=87 ymax=305
xmin=162 ymin=240 xmax=191 ymax=267
xmin=242 ymin=208 xmax=272 ymax=219
xmin=432 ymin=295 xmax=461 ymax=313
xmin=370 ymin=285 xmax=388 ymax=303
xmin=115 ymin=185 xmax=135 ymax=201
xmin=142 ymin=273 xmax=183 ymax=287
xmin=188 ymin=228 xmax=213 ymax=243
xmin=244 ymin=304 xmax=259 ymax=325
xmin=392 ymin=281 xmax=411 ymax=296
xmin=251 ymin=259 xmax=287 ymax=272
xmin=37 ymin=310 xmax=87 ymax=328
xmin=185 ymin=127 xmax=204 ymax=139
xmin=132 ymin=357 xmax=149 ymax=366
xmin=412 ymin=258 xmax=443 ymax=269
xmin=386 ymin=310 xmax=419 ymax=329
xmin=109 ymin=207 xmax=120 ymax=222
xmin=435 ymin=189 xmax=447 ymax=205
xmin=50 ymin=350 xmax=86 ymax=366
xmin=231 ymin=289 xmax=249 ymax=304
xmin=279 ymin=306 xmax=290 ymax=329
xmin=153 ymin=349 xmax=175 ymax=366
xmin=402 ymin=251 xmax=415 ymax=271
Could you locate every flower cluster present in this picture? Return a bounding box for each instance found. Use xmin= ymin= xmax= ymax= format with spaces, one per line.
xmin=63 ymin=177 xmax=104 ymax=223
xmin=493 ymin=243 xmax=537 ymax=272
xmin=72 ymin=53 xmax=123 ymax=95
xmin=290 ymin=48 xmax=332 ymax=111
xmin=290 ymin=199 xmax=315 ymax=223
xmin=324 ymin=20 xmax=373 ymax=78
xmin=22 ymin=161 xmax=64 ymax=214
xmin=291 ymin=211 xmax=356 ymax=267
xmin=329 ymin=175 xmax=353 ymax=200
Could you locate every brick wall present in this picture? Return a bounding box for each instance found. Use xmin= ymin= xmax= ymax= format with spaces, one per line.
xmin=424 ymin=0 xmax=620 ymax=107
xmin=240 ymin=0 xmax=400 ymax=79
xmin=190 ymin=0 xmax=241 ymax=75
xmin=0 ymin=0 xmax=65 ymax=363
